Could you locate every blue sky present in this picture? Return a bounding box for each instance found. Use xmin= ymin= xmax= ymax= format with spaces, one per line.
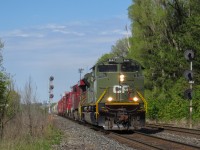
xmin=0 ymin=0 xmax=132 ymax=103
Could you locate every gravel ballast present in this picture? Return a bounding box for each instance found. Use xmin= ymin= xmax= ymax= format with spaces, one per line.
xmin=52 ymin=115 xmax=200 ymax=150
xmin=52 ymin=115 xmax=135 ymax=150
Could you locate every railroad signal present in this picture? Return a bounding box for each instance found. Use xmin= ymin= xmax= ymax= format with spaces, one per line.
xmin=184 ymin=49 xmax=194 ymax=128
xmin=49 ymin=94 xmax=54 ymax=99
xmin=49 ymin=85 xmax=54 ymax=90
xmin=184 ymin=50 xmax=194 ymax=61
xmin=184 ymin=89 xmax=192 ymax=100
xmin=49 ymin=76 xmax=54 ymax=81
xmin=184 ymin=70 xmax=193 ymax=82
xmin=48 ymin=76 xmax=54 ymax=114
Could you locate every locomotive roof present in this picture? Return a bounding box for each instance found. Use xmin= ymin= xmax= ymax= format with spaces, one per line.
xmin=93 ymin=57 xmax=140 ymax=68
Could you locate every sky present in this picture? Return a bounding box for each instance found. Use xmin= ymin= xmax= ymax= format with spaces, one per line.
xmin=0 ymin=0 xmax=132 ymax=103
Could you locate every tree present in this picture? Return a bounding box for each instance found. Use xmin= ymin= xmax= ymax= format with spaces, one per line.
xmin=0 ymin=39 xmax=21 ymax=139
xmin=97 ymin=53 xmax=114 ymax=63
xmin=21 ymin=77 xmax=47 ymax=137
xmin=0 ymin=39 xmax=8 ymax=139
xmin=111 ymin=38 xmax=130 ymax=58
xmin=128 ymin=0 xmax=200 ymax=121
xmin=128 ymin=0 xmax=200 ymax=88
xmin=97 ymin=38 xmax=130 ymax=63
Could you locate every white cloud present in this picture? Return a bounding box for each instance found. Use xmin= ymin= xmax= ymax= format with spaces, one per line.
xmin=52 ymin=29 xmax=85 ymax=36
xmin=2 ymin=29 xmax=45 ymax=38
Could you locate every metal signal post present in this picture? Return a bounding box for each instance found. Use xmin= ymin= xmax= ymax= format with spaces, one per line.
xmin=49 ymin=76 xmax=54 ymax=114
xmin=184 ymin=50 xmax=194 ymax=128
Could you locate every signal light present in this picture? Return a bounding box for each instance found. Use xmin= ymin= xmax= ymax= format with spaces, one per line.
xmin=184 ymin=50 xmax=194 ymax=61
xmin=49 ymin=94 xmax=54 ymax=98
xmin=49 ymin=76 xmax=54 ymax=81
xmin=184 ymin=70 xmax=193 ymax=81
xmin=184 ymin=89 xmax=192 ymax=100
xmin=49 ymin=85 xmax=54 ymax=90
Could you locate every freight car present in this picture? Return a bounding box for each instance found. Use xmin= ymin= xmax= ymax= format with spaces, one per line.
xmin=57 ymin=57 xmax=147 ymax=130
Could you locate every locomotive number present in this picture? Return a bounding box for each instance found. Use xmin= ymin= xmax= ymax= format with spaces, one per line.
xmin=113 ymin=85 xmax=129 ymax=93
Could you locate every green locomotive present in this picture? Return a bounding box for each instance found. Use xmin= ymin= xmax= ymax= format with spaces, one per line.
xmin=78 ymin=57 xmax=146 ymax=130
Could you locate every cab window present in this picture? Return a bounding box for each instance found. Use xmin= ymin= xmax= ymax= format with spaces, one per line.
xmin=98 ymin=65 xmax=117 ymax=72
xmin=121 ymin=63 xmax=139 ymax=72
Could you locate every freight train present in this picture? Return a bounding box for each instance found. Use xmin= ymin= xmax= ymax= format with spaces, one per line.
xmin=55 ymin=57 xmax=147 ymax=130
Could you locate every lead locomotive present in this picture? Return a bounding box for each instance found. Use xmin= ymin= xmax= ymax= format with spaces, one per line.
xmin=56 ymin=57 xmax=146 ymax=130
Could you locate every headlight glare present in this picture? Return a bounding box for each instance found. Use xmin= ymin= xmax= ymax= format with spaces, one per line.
xmin=107 ymin=97 xmax=113 ymax=102
xmin=120 ymin=74 xmax=125 ymax=82
xmin=133 ymin=96 xmax=139 ymax=102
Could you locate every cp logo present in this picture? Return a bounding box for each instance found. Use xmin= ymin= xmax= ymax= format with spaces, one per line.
xmin=113 ymin=85 xmax=129 ymax=93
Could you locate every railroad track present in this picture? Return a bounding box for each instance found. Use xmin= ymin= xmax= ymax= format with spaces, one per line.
xmin=58 ymin=117 xmax=200 ymax=149
xmin=89 ymin=124 xmax=200 ymax=150
xmin=107 ymin=131 xmax=200 ymax=150
xmin=146 ymin=123 xmax=200 ymax=138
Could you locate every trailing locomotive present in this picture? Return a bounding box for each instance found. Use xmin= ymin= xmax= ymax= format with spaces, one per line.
xmin=57 ymin=57 xmax=147 ymax=130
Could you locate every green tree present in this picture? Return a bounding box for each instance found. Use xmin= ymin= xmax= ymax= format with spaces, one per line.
xmin=128 ymin=0 xmax=200 ymax=121
xmin=0 ymin=39 xmax=9 ymax=138
xmin=0 ymin=39 xmax=20 ymax=138
xmin=111 ymin=38 xmax=130 ymax=58
xmin=97 ymin=38 xmax=130 ymax=63
xmin=97 ymin=53 xmax=114 ymax=63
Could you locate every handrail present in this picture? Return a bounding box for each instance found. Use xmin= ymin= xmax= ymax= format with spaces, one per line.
xmin=95 ymin=87 xmax=108 ymax=119
xmin=136 ymin=91 xmax=147 ymax=113
xmin=78 ymin=92 xmax=87 ymax=118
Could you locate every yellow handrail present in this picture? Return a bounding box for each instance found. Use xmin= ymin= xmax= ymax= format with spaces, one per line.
xmin=136 ymin=91 xmax=147 ymax=113
xmin=78 ymin=93 xmax=86 ymax=118
xmin=95 ymin=87 xmax=108 ymax=119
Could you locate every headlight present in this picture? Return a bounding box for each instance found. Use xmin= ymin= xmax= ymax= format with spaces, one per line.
xmin=120 ymin=74 xmax=125 ymax=82
xmin=107 ymin=97 xmax=113 ymax=102
xmin=133 ymin=96 xmax=139 ymax=102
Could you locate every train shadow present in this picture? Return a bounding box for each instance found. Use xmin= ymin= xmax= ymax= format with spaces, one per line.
xmin=138 ymin=127 xmax=164 ymax=134
xmin=112 ymin=127 xmax=164 ymax=135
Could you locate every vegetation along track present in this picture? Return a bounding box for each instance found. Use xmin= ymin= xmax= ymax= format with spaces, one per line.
xmin=146 ymin=123 xmax=200 ymax=138
xmin=107 ymin=130 xmax=200 ymax=150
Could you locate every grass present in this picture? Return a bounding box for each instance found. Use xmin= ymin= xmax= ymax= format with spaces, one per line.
xmin=0 ymin=124 xmax=63 ymax=150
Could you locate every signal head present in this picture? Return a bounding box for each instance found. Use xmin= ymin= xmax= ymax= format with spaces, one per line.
xmin=184 ymin=50 xmax=194 ymax=61
xmin=184 ymin=89 xmax=192 ymax=100
xmin=49 ymin=76 xmax=54 ymax=81
xmin=184 ymin=70 xmax=193 ymax=81
xmin=49 ymin=94 xmax=54 ymax=99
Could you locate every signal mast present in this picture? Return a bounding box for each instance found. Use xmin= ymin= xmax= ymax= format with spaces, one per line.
xmin=49 ymin=76 xmax=54 ymax=114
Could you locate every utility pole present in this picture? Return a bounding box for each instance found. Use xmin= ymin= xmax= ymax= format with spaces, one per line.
xmin=78 ymin=68 xmax=84 ymax=80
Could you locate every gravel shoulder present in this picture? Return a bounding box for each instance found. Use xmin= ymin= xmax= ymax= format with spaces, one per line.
xmin=51 ymin=115 xmax=135 ymax=150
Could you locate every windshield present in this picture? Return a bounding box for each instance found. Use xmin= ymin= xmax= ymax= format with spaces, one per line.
xmin=121 ymin=63 xmax=140 ymax=72
xmin=98 ymin=65 xmax=117 ymax=72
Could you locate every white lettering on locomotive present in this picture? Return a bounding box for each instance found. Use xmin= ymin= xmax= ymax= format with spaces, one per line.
xmin=113 ymin=85 xmax=129 ymax=93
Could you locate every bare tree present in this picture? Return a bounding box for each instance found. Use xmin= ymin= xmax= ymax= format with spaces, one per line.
xmin=21 ymin=77 xmax=47 ymax=137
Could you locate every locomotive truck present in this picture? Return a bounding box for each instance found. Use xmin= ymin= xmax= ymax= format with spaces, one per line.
xmin=56 ymin=57 xmax=147 ymax=130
